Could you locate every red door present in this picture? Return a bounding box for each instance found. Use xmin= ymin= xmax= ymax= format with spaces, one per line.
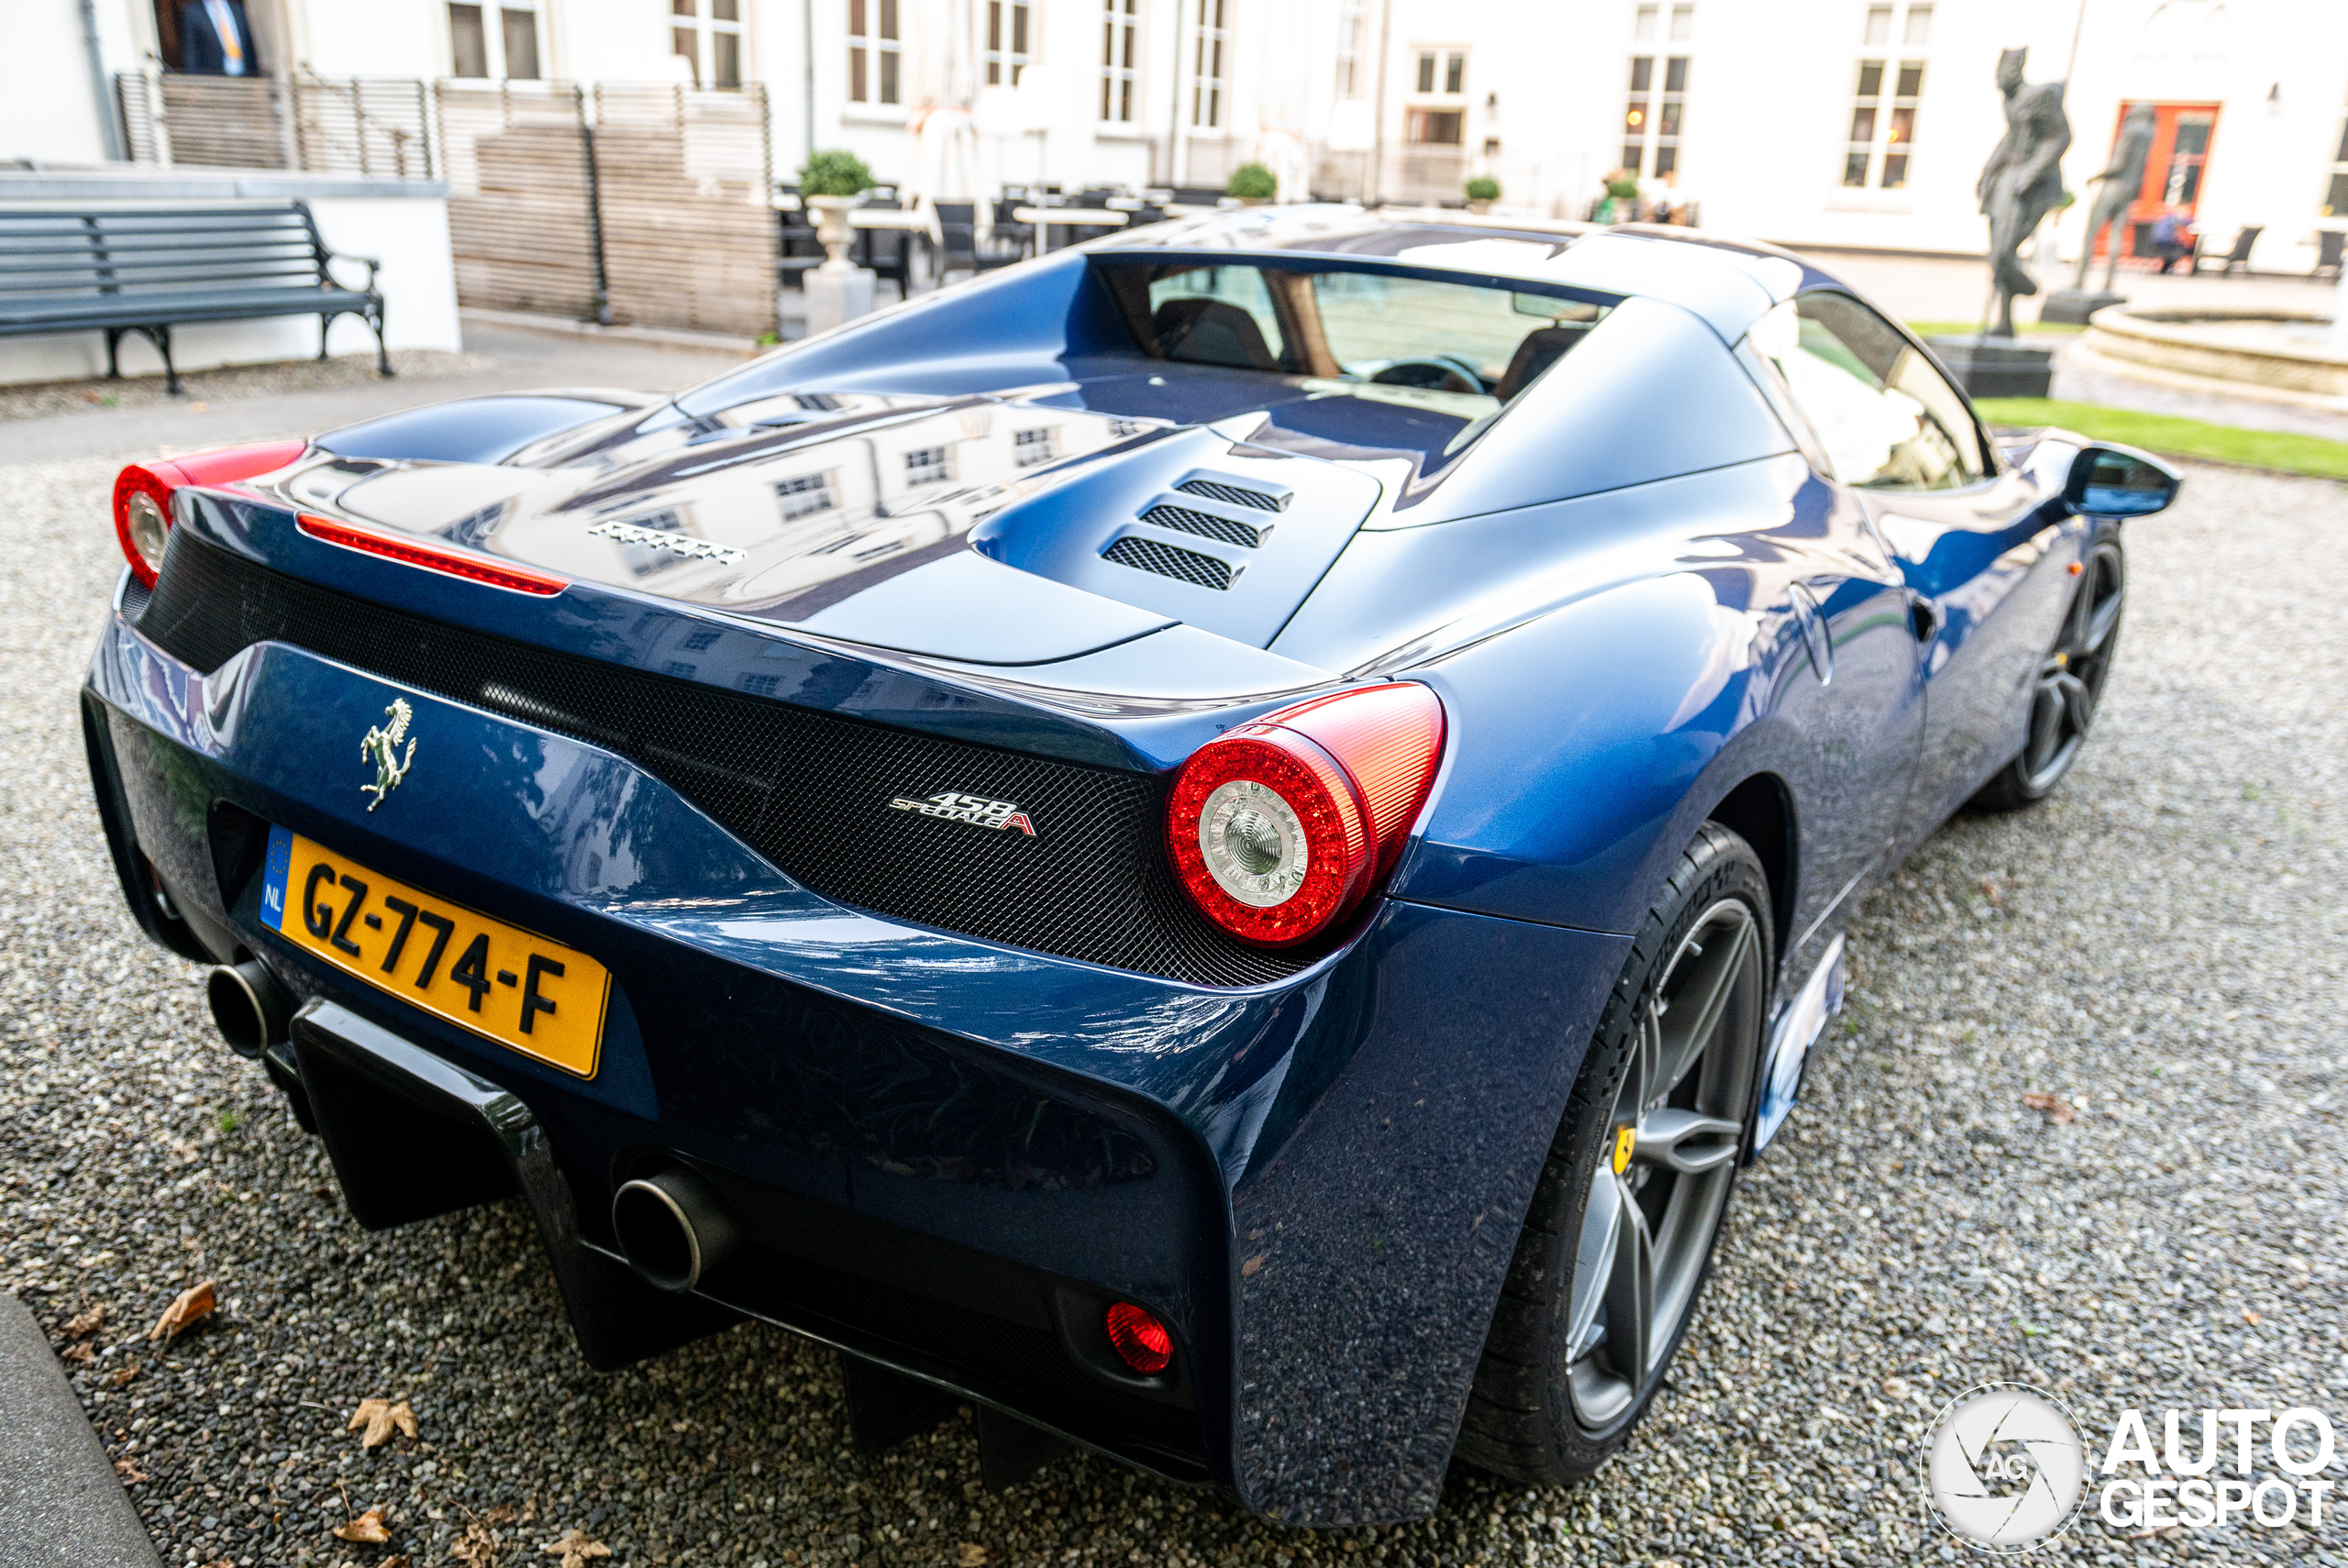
xmin=2095 ymin=101 xmax=2222 ymax=260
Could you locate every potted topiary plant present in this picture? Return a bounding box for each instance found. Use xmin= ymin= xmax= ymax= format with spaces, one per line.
xmin=1227 ymin=163 xmax=1278 ymax=204
xmin=1465 ymin=176 xmax=1501 ymax=215
xmin=799 ymin=149 xmax=875 ymax=270
xmin=1596 ymin=172 xmax=1641 ymax=224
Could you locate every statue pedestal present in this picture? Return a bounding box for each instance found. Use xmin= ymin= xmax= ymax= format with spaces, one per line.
xmin=1927 ymin=336 xmax=2054 ymax=399
xmin=805 ymin=265 xmax=876 ymax=336
xmin=2038 ymin=289 xmax=2127 ymax=326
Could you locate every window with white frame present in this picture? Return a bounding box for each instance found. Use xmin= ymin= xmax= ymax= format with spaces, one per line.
xmin=1632 ymin=3 xmax=1693 ymax=44
xmin=1412 ymin=50 xmax=1465 ymax=95
xmin=448 ymin=2 xmax=541 ymax=79
xmin=1335 ymin=0 xmax=1366 ymax=97
xmin=1621 ymin=50 xmax=1688 ymax=175
xmin=1102 ymin=0 xmax=1138 ymax=123
xmin=1191 ymin=0 xmax=1226 ymax=128
xmin=848 ymin=0 xmax=901 ymax=104
xmin=1843 ymin=3 xmax=1928 ymax=188
xmin=671 ymin=0 xmax=744 ymax=89
xmin=987 ymin=1 xmax=1031 ymax=87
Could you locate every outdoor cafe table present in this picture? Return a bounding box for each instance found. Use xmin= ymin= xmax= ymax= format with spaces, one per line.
xmin=1013 ymin=206 xmax=1131 ymax=252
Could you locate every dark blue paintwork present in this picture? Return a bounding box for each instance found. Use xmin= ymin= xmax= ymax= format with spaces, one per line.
xmin=81 ymin=209 xmax=2169 ymax=1525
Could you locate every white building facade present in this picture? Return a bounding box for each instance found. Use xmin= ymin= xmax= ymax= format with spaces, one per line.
xmin=11 ymin=0 xmax=2348 ymax=271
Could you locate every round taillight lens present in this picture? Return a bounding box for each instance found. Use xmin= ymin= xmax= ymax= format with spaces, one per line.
xmin=112 ymin=464 xmax=178 ymax=588
xmin=1167 ymin=683 xmax=1446 ymax=949
xmin=1103 ymin=1302 xmax=1173 ymax=1375
xmin=1167 ymin=728 xmax=1370 ymax=947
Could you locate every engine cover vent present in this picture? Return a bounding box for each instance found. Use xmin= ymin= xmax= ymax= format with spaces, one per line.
xmin=1137 ymin=502 xmax=1264 ymax=549
xmin=1102 ymin=536 xmax=1235 ymax=590
xmin=1175 ymin=475 xmax=1286 ymax=513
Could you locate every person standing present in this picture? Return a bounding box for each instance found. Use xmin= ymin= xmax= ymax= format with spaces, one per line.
xmin=179 ymin=0 xmax=262 ymax=76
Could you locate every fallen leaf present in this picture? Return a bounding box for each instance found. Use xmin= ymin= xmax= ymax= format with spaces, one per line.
xmin=148 ymin=1279 xmax=216 ymax=1342
xmin=484 ymin=1504 xmax=516 ymax=1526
xmin=347 ymin=1397 xmax=419 ymax=1448
xmin=383 ymin=1557 xmax=412 ymax=1568
xmin=114 ymin=1457 xmax=149 ymax=1485
xmin=957 ymin=1546 xmax=993 ymax=1567
xmin=62 ymin=1303 xmax=107 ymax=1338
xmin=1240 ymin=1253 xmax=1266 ymax=1278
xmin=2243 ymin=1309 xmax=2262 ymax=1325
xmin=188 ymin=402 xmax=209 ymax=413
xmin=1977 ymin=878 xmax=2003 ymax=907
xmin=541 ymin=1528 xmax=611 ymax=1568
xmin=2021 ymin=1091 xmax=2074 ymax=1125
xmin=334 ymin=1507 xmax=393 ymax=1543
xmin=61 ymin=1340 xmax=94 ymax=1364
xmin=106 ymin=1365 xmax=139 ymax=1388
xmin=452 ymin=1521 xmax=499 ymax=1566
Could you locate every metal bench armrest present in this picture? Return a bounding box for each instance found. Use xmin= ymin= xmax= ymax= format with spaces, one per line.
xmin=324 ymin=251 xmax=382 ymax=293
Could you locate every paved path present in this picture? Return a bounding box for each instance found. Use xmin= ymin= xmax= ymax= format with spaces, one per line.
xmin=0 ymin=1294 xmax=163 ymax=1567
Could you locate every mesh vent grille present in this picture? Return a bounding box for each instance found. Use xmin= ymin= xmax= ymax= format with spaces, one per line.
xmin=1137 ymin=503 xmax=1262 ymax=549
xmin=1175 ymin=478 xmax=1280 ymax=512
xmin=1102 ymin=536 xmax=1234 ymax=591
xmin=134 ymin=532 xmax=1309 ymax=988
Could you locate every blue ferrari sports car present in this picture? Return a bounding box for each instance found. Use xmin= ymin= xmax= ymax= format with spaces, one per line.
xmin=83 ymin=209 xmax=2176 ymax=1525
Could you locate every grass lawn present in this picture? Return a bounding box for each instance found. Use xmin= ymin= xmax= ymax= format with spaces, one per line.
xmin=1905 ymin=320 xmax=2086 ymax=338
xmin=1973 ymin=398 xmax=2348 ymax=480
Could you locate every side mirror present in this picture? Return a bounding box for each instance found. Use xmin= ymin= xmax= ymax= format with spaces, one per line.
xmin=2064 ymin=442 xmax=2180 ymax=518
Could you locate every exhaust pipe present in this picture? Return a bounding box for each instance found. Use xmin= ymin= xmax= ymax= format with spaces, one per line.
xmin=205 ymin=960 xmax=292 ymax=1059
xmin=613 ymin=1167 xmax=740 ymax=1293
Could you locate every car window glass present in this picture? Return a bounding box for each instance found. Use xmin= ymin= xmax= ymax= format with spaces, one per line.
xmin=1752 ymin=293 xmax=1984 ymax=490
xmin=1307 ymin=272 xmax=1601 ymax=398
xmin=1146 ymin=266 xmax=1290 ymax=371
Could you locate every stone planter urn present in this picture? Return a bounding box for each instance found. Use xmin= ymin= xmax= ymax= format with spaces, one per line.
xmin=806 ymin=193 xmax=864 ymax=271
xmin=1467 ymin=199 xmax=1492 ymax=215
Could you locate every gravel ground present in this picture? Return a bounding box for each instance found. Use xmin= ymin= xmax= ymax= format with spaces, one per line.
xmin=1 ymin=449 xmax=2342 ymax=1568
xmin=0 ymin=350 xmax=496 ymax=423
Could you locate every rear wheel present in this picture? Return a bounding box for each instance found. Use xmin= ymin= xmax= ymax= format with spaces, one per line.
xmin=1455 ymin=823 xmax=1770 ymax=1483
xmin=1972 ymin=531 xmax=2126 ymax=812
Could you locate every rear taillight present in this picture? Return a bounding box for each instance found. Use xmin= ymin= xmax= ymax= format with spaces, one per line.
xmin=296 ymin=513 xmax=567 ymax=596
xmin=111 ymin=441 xmax=308 ymax=589
xmin=1103 ymin=1302 xmax=1173 ymax=1375
xmin=1167 ymin=682 xmax=1445 ymax=948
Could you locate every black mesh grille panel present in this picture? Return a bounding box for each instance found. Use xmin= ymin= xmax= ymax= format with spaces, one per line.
xmin=134 ymin=532 xmax=1310 ymax=988
xmin=1175 ymin=478 xmax=1280 ymax=512
xmin=1102 ymin=535 xmax=1234 ymax=590
xmin=1138 ymin=502 xmax=1263 ymax=549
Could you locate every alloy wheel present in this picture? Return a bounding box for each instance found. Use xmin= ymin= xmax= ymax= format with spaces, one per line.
xmin=2016 ymin=540 xmax=2126 ymax=795
xmin=1565 ymin=897 xmax=1764 ymax=1429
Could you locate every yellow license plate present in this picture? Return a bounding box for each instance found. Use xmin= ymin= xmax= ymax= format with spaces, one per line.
xmin=261 ymin=825 xmax=610 ymax=1077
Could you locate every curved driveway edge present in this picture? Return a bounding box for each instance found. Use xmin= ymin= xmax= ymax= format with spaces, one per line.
xmin=0 ymin=1294 xmax=162 ymax=1568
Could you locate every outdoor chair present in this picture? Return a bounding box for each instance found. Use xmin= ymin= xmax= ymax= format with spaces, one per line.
xmin=775 ymin=186 xmax=823 ymax=292
xmin=990 ymin=200 xmax=1035 ymax=256
xmin=856 ymin=196 xmax=916 ymax=299
xmin=2194 ymin=225 xmax=2261 ymax=277
xmin=935 ymin=202 xmax=1021 ymax=282
xmin=2316 ymin=229 xmax=2346 ymax=280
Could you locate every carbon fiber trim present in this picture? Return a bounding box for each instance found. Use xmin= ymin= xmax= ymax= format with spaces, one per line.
xmin=134 ymin=531 xmax=1310 ymax=988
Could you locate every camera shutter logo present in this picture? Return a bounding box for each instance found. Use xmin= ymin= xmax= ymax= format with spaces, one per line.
xmin=1923 ymin=1384 xmax=2088 ymax=1551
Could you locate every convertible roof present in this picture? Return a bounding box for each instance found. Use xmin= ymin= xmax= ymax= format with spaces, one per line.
xmin=1094 ymin=205 xmax=1839 ymax=346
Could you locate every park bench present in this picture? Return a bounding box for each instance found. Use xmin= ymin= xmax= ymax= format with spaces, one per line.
xmin=0 ymin=201 xmax=388 ymax=394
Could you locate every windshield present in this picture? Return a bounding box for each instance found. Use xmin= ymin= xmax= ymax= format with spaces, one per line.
xmin=1117 ymin=262 xmax=1610 ymax=415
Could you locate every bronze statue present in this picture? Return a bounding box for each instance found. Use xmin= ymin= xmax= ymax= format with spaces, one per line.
xmin=2076 ymin=105 xmax=2156 ymax=294
xmin=1977 ymin=48 xmax=2071 ymax=337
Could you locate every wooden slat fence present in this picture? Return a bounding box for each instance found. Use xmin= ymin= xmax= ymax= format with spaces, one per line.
xmin=110 ymin=72 xmax=781 ymax=338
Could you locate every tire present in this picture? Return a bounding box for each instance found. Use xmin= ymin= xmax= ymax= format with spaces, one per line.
xmin=1455 ymin=823 xmax=1773 ymax=1484
xmin=1971 ymin=527 xmax=2126 ymax=812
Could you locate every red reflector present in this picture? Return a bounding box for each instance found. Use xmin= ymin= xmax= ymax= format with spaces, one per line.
xmin=297 ymin=513 xmax=567 ymax=596
xmin=1103 ymin=1302 xmax=1173 ymax=1375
